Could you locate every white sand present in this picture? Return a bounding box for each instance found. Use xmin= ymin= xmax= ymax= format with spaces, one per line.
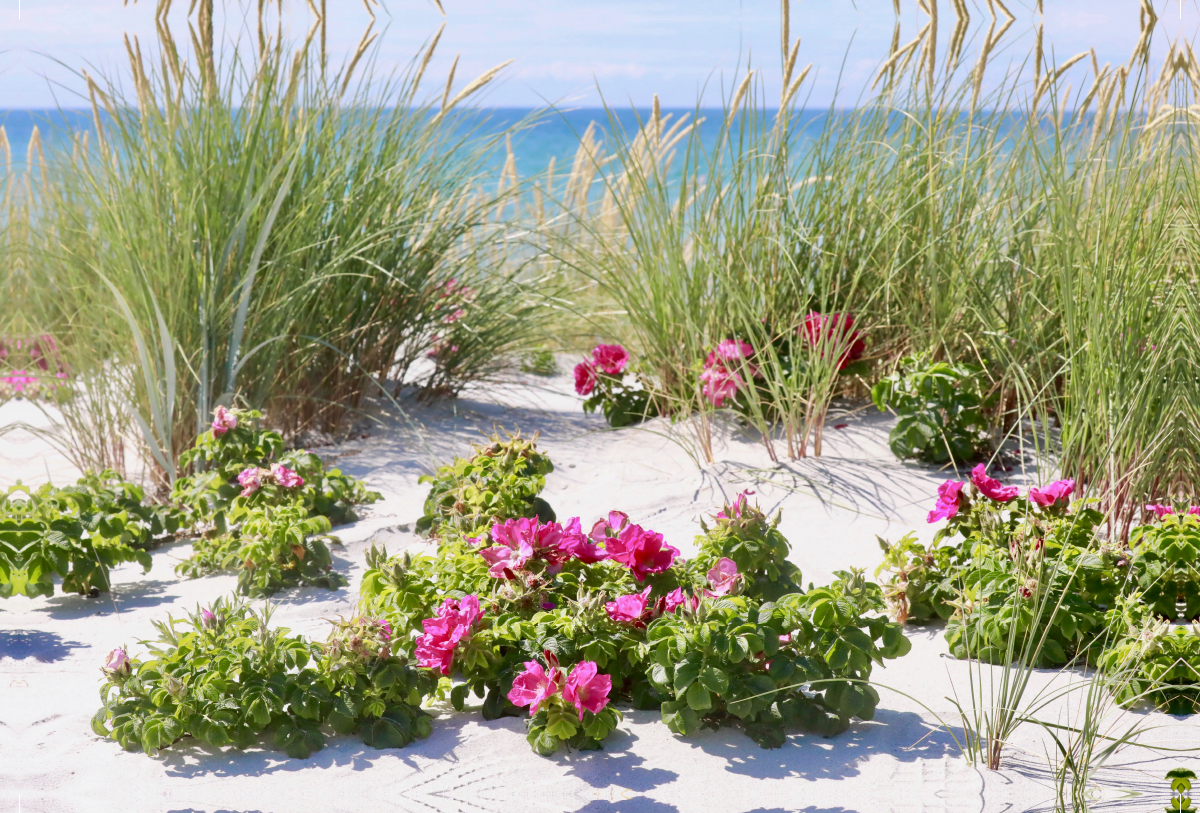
xmin=0 ymin=371 xmax=1191 ymax=813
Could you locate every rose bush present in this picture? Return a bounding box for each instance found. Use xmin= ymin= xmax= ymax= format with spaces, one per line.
xmin=574 ymin=343 xmax=658 ymax=428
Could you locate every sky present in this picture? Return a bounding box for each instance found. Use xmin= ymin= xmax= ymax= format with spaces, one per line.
xmin=0 ymin=1 xmax=1192 ymax=109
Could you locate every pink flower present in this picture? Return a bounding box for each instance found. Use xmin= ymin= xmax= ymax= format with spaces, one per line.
xmin=1189 ymin=506 xmax=1200 ymax=517
xmin=700 ymin=363 xmax=744 ymax=408
xmin=480 ymin=519 xmax=538 ymax=578
xmin=562 ymin=661 xmax=612 ymax=720
xmin=1028 ymin=479 xmax=1075 ymax=508
xmin=603 ymin=523 xmax=679 ymax=581
xmin=657 ymin=587 xmax=695 ymax=615
xmin=591 ymin=344 xmax=629 ymax=376
xmin=1146 ymin=504 xmax=1175 ymax=520
xmin=927 ymin=480 xmax=965 ymax=523
xmin=415 ymin=595 xmax=482 ymax=675
xmin=271 ymin=464 xmax=304 ymax=489
xmin=706 ymin=339 xmax=754 ymax=367
xmin=605 ymin=586 xmax=654 ymax=626
xmin=704 ymin=558 xmax=740 ymax=597
xmin=200 ymin=609 xmax=217 ymax=629
xmin=589 ymin=511 xmax=630 ymax=544
xmin=508 ymin=655 xmax=564 ymax=715
xmin=237 ymin=467 xmax=262 ymax=497
xmin=104 ymin=648 xmax=131 ymax=676
xmin=801 ymin=312 xmax=865 ymax=370
xmin=442 ymin=308 xmax=466 ymax=324
xmin=557 ymin=517 xmax=607 ymax=563
xmin=970 ymin=465 xmax=1017 ymax=503
xmin=211 ymin=406 xmax=238 ymax=437
xmin=574 ymin=361 xmax=597 ymax=396
xmin=716 ymin=490 xmax=755 ymax=519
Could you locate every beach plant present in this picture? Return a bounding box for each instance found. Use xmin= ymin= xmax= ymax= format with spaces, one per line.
xmin=92 ymin=597 xmax=437 ymax=758
xmin=871 ymin=355 xmax=994 ymax=465
xmin=0 ymin=473 xmax=178 ymax=598
xmin=357 ymin=434 xmax=911 ymax=754
xmin=574 ymin=343 xmax=657 ymax=428
xmin=415 ymin=430 xmax=555 ymax=536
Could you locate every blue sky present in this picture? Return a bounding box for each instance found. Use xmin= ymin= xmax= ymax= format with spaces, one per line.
xmin=0 ymin=1 xmax=1189 ymax=108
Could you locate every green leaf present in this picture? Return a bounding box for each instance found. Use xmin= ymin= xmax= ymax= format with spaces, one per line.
xmin=698 ymin=665 xmax=729 ymax=695
xmin=685 ymin=682 xmax=712 ymax=711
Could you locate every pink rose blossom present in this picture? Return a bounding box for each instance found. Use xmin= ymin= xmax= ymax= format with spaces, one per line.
xmin=1146 ymin=504 xmax=1175 ymax=520
xmin=562 ymin=661 xmax=612 ymax=720
xmin=704 ymin=557 xmax=741 ymax=597
xmin=589 ymin=511 xmax=630 ymax=544
xmin=483 ymin=518 xmax=595 ymax=576
xmin=700 ymin=363 xmax=744 ymax=408
xmin=605 ymin=586 xmax=654 ymax=626
xmin=507 ymin=654 xmax=564 ymax=715
xmin=801 ymin=312 xmax=866 ymax=370
xmin=706 ymin=339 xmax=754 ymax=367
xmin=1028 ymin=479 xmax=1075 ymax=508
xmin=211 ymin=406 xmax=238 ymax=437
xmin=657 ymin=587 xmax=696 ymax=615
xmin=104 ymin=648 xmax=131 ymax=676
xmin=415 ymin=595 xmax=482 ymax=675
xmin=556 ymin=517 xmax=607 ymax=563
xmin=591 ymin=344 xmax=629 ymax=376
xmin=237 ymin=467 xmax=262 ymax=497
xmin=970 ymin=465 xmax=1018 ymax=503
xmin=574 ymin=361 xmax=597 ymax=396
xmin=603 ymin=523 xmax=679 ymax=581
xmin=927 ymin=480 xmax=966 ymax=523
xmin=1189 ymin=506 xmax=1200 ymax=517
xmin=271 ymin=463 xmax=304 ymax=489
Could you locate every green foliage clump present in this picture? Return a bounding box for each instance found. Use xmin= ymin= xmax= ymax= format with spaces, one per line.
xmin=0 ymin=472 xmax=179 ymax=598
xmin=874 ymin=532 xmax=968 ymax=623
xmin=92 ymin=598 xmax=437 ymax=758
xmin=415 ymin=430 xmax=555 ymax=536
xmin=871 ymin=356 xmax=994 ymax=465
xmin=171 ymin=408 xmax=380 ymax=596
xmin=1098 ymin=595 xmax=1200 ymax=715
xmin=177 ymin=505 xmax=343 ymax=597
xmin=690 ymin=491 xmax=801 ymax=601
xmin=1127 ymin=515 xmax=1200 ymax=621
xmin=648 ymin=572 xmax=910 ymax=748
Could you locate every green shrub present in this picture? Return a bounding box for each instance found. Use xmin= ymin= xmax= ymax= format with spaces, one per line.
xmin=871 ymin=356 xmax=994 ymax=464
xmin=1128 ymin=514 xmax=1200 ymax=621
xmin=689 ymin=491 xmax=801 ymax=601
xmin=1098 ymin=595 xmax=1200 ymax=715
xmin=92 ymin=598 xmax=436 ymax=757
xmin=415 ymin=430 xmax=555 ymax=536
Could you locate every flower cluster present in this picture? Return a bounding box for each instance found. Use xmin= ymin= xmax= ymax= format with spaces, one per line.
xmin=211 ymin=406 xmax=238 ymax=437
xmin=508 ymin=651 xmax=612 ymax=721
xmin=700 ymin=339 xmax=756 ymax=408
xmin=801 ymin=312 xmax=865 ymax=370
xmin=573 ymin=343 xmax=629 ymax=396
xmin=237 ymin=463 xmax=305 ymax=497
xmin=476 ymin=517 xmax=605 ymax=579
xmin=593 ymin=519 xmax=680 ymax=581
xmin=927 ymin=468 xmax=1075 ymax=524
xmin=1145 ymin=504 xmax=1200 ymax=520
xmin=415 ymin=596 xmax=483 ymax=675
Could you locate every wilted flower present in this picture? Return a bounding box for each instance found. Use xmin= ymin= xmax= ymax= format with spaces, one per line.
xmin=603 ymin=523 xmax=679 ymax=581
xmin=211 ymin=406 xmax=238 ymax=437
xmin=801 ymin=312 xmax=865 ymax=370
xmin=927 ymin=480 xmax=966 ymax=523
xmin=970 ymin=465 xmax=1017 ymax=503
xmin=507 ymin=653 xmax=564 ymax=715
xmin=704 ymin=558 xmax=741 ymax=597
xmin=574 ymin=361 xmax=597 ymax=396
xmin=1019 ymin=578 xmax=1038 ymax=599
xmin=591 ymin=344 xmax=629 ymax=376
xmin=237 ymin=467 xmax=262 ymax=497
xmin=1028 ymin=479 xmax=1075 ymax=508
xmin=562 ymin=661 xmax=612 ymax=721
xmin=270 ymin=463 xmax=304 ymax=489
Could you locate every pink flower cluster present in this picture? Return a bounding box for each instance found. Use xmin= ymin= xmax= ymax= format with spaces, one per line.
xmin=508 ymin=650 xmax=612 ymax=721
xmin=236 ymin=463 xmax=304 ymax=497
xmin=700 ymin=339 xmax=755 ymax=408
xmin=415 ymin=595 xmax=483 ymax=675
xmin=1146 ymin=504 xmax=1200 ymax=520
xmin=211 ymin=406 xmax=238 ymax=437
xmin=477 ymin=517 xmax=606 ymax=580
xmin=801 ymin=312 xmax=865 ymax=371
xmin=927 ymin=471 xmax=1076 ymax=524
xmin=574 ymin=344 xmax=630 ymax=396
xmin=605 ymin=585 xmax=694 ymax=626
xmin=596 ymin=521 xmax=679 ymax=581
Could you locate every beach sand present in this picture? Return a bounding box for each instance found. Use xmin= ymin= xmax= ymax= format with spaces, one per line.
xmin=0 ymin=368 xmax=1188 ymax=813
